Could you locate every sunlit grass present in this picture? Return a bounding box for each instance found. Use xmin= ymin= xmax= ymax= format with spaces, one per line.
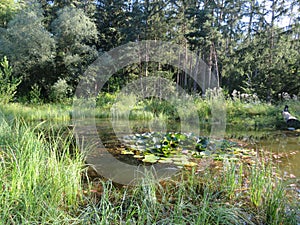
xmin=0 ymin=101 xmax=299 ymax=224
xmin=0 ymin=116 xmax=84 ymax=224
xmin=0 ymin=103 xmax=71 ymax=122
xmin=1 ymin=95 xmax=299 ymax=130
xmin=80 ymin=160 xmax=298 ymax=224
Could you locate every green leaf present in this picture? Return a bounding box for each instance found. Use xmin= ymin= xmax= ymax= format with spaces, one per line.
xmin=121 ymin=150 xmax=134 ymax=155
xmin=142 ymin=154 xmax=159 ymax=163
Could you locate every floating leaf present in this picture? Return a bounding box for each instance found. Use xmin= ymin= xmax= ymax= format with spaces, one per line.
xmin=120 ymin=131 xmax=254 ymax=164
xmin=173 ymin=160 xmax=190 ymax=166
xmin=121 ymin=150 xmax=134 ymax=155
xmin=183 ymin=162 xmax=197 ymax=167
xmin=142 ymin=154 xmax=159 ymax=163
xmin=158 ymin=158 xmax=173 ymax=163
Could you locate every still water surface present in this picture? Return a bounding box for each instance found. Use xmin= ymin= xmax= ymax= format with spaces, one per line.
xmin=90 ymin=119 xmax=300 ymax=178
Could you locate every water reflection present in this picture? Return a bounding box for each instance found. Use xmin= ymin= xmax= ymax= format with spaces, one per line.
xmin=252 ymin=131 xmax=300 ymax=177
xmin=93 ymin=119 xmax=300 ymax=178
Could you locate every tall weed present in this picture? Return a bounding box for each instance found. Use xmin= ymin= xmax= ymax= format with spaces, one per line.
xmin=0 ymin=117 xmax=84 ymax=224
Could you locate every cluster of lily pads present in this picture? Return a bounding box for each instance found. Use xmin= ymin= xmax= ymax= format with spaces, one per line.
xmin=120 ymin=132 xmax=256 ymax=166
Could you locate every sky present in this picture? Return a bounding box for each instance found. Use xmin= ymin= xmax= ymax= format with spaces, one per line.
xmin=262 ymin=0 xmax=299 ymax=27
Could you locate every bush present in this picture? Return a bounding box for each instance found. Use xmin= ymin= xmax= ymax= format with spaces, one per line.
xmin=29 ymin=83 xmax=43 ymax=104
xmin=50 ymin=78 xmax=72 ymax=103
xmin=0 ymin=56 xmax=21 ymax=104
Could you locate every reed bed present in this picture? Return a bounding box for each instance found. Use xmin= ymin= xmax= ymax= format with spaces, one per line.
xmin=0 ymin=115 xmax=84 ymax=224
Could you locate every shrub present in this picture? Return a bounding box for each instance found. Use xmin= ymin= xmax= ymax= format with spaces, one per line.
xmin=0 ymin=56 xmax=21 ymax=104
xmin=29 ymin=83 xmax=43 ymax=104
xmin=50 ymin=78 xmax=72 ymax=103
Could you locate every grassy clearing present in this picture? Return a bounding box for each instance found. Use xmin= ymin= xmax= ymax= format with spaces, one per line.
xmin=0 ymin=103 xmax=72 ymax=122
xmin=1 ymin=93 xmax=299 ymax=130
xmin=97 ymin=90 xmax=300 ymax=130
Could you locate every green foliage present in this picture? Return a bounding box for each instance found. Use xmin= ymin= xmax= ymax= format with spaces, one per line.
xmin=0 ymin=114 xmax=298 ymax=224
xmin=51 ymin=6 xmax=98 ymax=81
xmin=52 ymin=7 xmax=97 ymax=45
xmin=0 ymin=0 xmax=19 ymax=27
xmin=29 ymin=83 xmax=43 ymax=104
xmin=143 ymin=97 xmax=178 ymax=118
xmin=121 ymin=131 xmax=253 ymax=165
xmin=79 ymin=161 xmax=297 ymax=224
xmin=0 ymin=3 xmax=55 ymax=95
xmin=0 ymin=56 xmax=21 ymax=103
xmin=50 ymin=78 xmax=72 ymax=103
xmin=0 ymin=0 xmax=299 ymax=103
xmin=96 ymin=92 xmax=116 ymax=108
xmin=195 ymin=136 xmax=210 ymax=151
xmin=222 ymin=160 xmax=243 ymax=199
xmin=249 ymin=162 xmax=272 ymax=207
xmin=0 ymin=118 xmax=84 ymax=224
xmin=0 ymin=103 xmax=71 ymax=122
xmin=96 ymin=0 xmax=127 ymax=51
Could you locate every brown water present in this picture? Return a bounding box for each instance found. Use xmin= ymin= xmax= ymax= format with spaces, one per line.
xmin=87 ymin=118 xmax=300 ymax=179
xmin=251 ymin=131 xmax=300 ymax=178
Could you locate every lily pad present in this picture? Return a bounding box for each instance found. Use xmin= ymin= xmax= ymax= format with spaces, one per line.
xmin=121 ymin=150 xmax=134 ymax=155
xmin=183 ymin=161 xmax=197 ymax=167
xmin=142 ymin=154 xmax=159 ymax=163
xmin=120 ymin=131 xmax=253 ymax=165
xmin=158 ymin=158 xmax=174 ymax=163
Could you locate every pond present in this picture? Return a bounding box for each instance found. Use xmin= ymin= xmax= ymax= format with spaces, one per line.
xmin=74 ymin=118 xmax=300 ymax=183
xmin=251 ymin=131 xmax=300 ymax=178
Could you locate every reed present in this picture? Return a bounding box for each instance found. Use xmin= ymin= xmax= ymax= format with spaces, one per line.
xmin=2 ymin=96 xmax=299 ymax=129
xmin=221 ymin=159 xmax=243 ymax=199
xmin=0 ymin=116 xmax=84 ymax=224
xmin=0 ymin=112 xmax=298 ymax=224
xmin=0 ymin=103 xmax=72 ymax=122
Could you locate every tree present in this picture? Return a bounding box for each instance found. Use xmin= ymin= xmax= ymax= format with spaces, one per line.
xmin=51 ymin=6 xmax=98 ymax=88
xmin=0 ymin=3 xmax=56 ymax=97
xmin=184 ymin=0 xmax=224 ymax=93
xmin=0 ymin=0 xmax=20 ymax=27
xmin=0 ymin=0 xmax=299 ymax=102
xmin=95 ymin=0 xmax=128 ymax=51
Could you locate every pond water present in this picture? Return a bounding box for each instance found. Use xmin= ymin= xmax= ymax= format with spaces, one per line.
xmin=251 ymin=131 xmax=300 ymax=178
xmin=76 ymin=118 xmax=300 ymax=180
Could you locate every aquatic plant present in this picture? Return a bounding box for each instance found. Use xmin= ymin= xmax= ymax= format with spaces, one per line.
xmin=0 ymin=114 xmax=298 ymax=224
xmin=121 ymin=131 xmax=256 ymax=165
xmin=80 ymin=161 xmax=298 ymax=225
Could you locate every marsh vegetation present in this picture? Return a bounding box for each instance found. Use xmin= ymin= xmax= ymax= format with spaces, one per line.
xmin=1 ymin=1 xmax=300 ymax=223
xmin=0 ymin=102 xmax=299 ymax=224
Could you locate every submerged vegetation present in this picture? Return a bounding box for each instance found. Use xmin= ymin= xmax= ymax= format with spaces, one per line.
xmin=0 ymin=113 xmax=299 ymax=224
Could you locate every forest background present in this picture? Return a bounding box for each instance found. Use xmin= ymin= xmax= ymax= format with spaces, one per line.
xmin=0 ymin=0 xmax=299 ymax=104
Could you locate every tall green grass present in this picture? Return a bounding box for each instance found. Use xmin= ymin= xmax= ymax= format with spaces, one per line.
xmin=79 ymin=171 xmax=251 ymax=224
xmin=1 ymin=93 xmax=299 ymax=130
xmin=79 ymin=161 xmax=298 ymax=225
xmin=0 ymin=103 xmax=71 ymax=122
xmin=0 ymin=115 xmax=84 ymax=224
xmin=0 ymin=110 xmax=298 ymax=224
